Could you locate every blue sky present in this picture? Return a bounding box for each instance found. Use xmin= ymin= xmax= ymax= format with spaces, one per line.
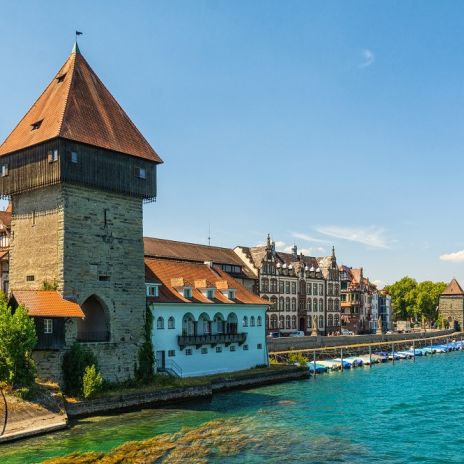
xmin=1 ymin=0 xmax=464 ymax=286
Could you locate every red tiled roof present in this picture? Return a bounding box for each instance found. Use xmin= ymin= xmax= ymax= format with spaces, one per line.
xmin=442 ymin=278 xmax=464 ymax=296
xmin=12 ymin=290 xmax=84 ymax=318
xmin=0 ymin=47 xmax=162 ymax=163
xmin=145 ymin=258 xmax=267 ymax=306
xmin=0 ymin=210 xmax=11 ymax=228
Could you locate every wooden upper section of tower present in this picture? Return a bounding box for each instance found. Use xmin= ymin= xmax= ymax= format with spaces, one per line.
xmin=0 ymin=44 xmax=162 ymax=199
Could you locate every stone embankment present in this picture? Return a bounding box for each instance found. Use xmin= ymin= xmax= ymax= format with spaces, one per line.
xmin=66 ymin=366 xmax=308 ymax=418
xmin=267 ymin=329 xmax=456 ymax=353
xmin=0 ymin=387 xmax=67 ymax=444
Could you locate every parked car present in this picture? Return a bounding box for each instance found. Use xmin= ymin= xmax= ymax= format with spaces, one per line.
xmin=288 ymin=331 xmax=305 ymax=337
xmin=341 ymin=328 xmax=354 ymax=335
xmin=267 ymin=332 xmax=282 ymax=338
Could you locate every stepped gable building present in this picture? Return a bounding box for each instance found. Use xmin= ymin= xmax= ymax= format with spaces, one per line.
xmin=0 ymin=43 xmax=162 ymax=382
xmin=235 ymin=236 xmax=341 ymax=335
xmin=144 ymin=237 xmax=256 ymax=292
xmin=145 ymin=257 xmax=268 ymax=377
xmin=438 ymin=279 xmax=464 ymax=330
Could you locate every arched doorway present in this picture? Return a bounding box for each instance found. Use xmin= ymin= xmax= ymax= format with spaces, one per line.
xmin=77 ymin=295 xmax=110 ymax=342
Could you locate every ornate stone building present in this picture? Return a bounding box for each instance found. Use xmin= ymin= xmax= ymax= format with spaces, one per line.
xmin=0 ymin=43 xmax=162 ymax=382
xmin=438 ymin=279 xmax=464 ymax=330
xmin=234 ymin=236 xmax=341 ymax=335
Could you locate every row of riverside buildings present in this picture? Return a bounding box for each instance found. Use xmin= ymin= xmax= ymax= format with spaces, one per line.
xmin=0 ymin=44 xmax=391 ymax=383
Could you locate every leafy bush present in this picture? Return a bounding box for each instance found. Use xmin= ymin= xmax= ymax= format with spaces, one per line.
xmin=82 ymin=364 xmax=103 ymax=399
xmin=0 ymin=297 xmax=37 ymax=388
xmin=62 ymin=343 xmax=97 ymax=395
xmin=287 ymin=352 xmax=308 ymax=366
xmin=135 ymin=306 xmax=154 ymax=383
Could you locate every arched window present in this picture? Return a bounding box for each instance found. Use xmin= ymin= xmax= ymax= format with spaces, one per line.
xmin=77 ymin=295 xmax=110 ymax=342
xmin=286 ymin=315 xmax=291 ymax=329
xmin=334 ymin=299 xmax=339 ymax=311
xmin=198 ymin=313 xmax=211 ymax=335
xmin=157 ymin=317 xmax=164 ymax=329
xmin=262 ymin=278 xmax=269 ymax=292
xmin=257 ymin=316 xmax=262 ymax=326
xmin=291 ymin=315 xmax=297 ymax=329
xmin=266 ymin=315 xmax=270 ymax=329
xmin=270 ymin=314 xmax=278 ymax=329
xmin=286 ymin=297 xmax=290 ymax=311
xmin=307 ymin=299 xmax=312 ymax=312
xmin=270 ymin=296 xmax=278 ymax=310
xmin=270 ymin=279 xmax=277 ymax=293
xmin=314 ymin=299 xmax=318 ymax=312
xmin=168 ymin=316 xmax=175 ymax=329
xmin=243 ymin=316 xmax=248 ymax=327
xmin=279 ymin=297 xmax=284 ymax=311
xmin=328 ymin=283 xmax=333 ymax=295
xmin=250 ymin=316 xmax=256 ymax=327
xmin=182 ymin=313 xmax=195 ymax=336
xmin=319 ymin=315 xmax=324 ymax=328
xmin=328 ymin=314 xmax=334 ymax=327
xmin=227 ymin=313 xmax=238 ymax=334
xmin=334 ymin=314 xmax=340 ymax=326
xmin=213 ymin=313 xmax=225 ymax=334
xmin=291 ymin=298 xmax=296 ymax=312
xmin=328 ymin=299 xmax=333 ymax=311
xmin=307 ymin=315 xmax=312 ymax=328
xmin=279 ymin=315 xmax=284 ymax=329
xmin=319 ymin=299 xmax=324 ymax=311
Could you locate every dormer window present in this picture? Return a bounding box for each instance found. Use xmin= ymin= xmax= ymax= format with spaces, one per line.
xmin=228 ymin=290 xmax=236 ymax=300
xmin=146 ymin=284 xmax=159 ymax=297
xmin=136 ymin=167 xmax=146 ymax=179
xmin=183 ymin=287 xmax=192 ymax=298
xmin=31 ymin=120 xmax=43 ymax=131
xmin=207 ymin=289 xmax=216 ymax=299
xmin=56 ymin=73 xmax=67 ymax=83
xmin=1 ymin=164 xmax=8 ymax=177
xmin=48 ymin=150 xmax=59 ymax=163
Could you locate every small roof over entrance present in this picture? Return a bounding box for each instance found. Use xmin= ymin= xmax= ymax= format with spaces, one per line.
xmin=11 ymin=290 xmax=84 ymax=318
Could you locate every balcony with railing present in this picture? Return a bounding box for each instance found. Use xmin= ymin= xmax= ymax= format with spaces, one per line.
xmin=178 ymin=332 xmax=247 ymax=350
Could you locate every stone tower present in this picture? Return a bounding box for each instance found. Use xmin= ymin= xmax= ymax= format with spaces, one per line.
xmin=438 ymin=278 xmax=464 ymax=330
xmin=0 ymin=43 xmax=163 ymax=382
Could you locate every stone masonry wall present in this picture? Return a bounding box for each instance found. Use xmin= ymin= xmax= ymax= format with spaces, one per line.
xmin=11 ymin=184 xmax=146 ymax=384
xmin=61 ymin=184 xmax=146 ymax=383
xmin=439 ymin=296 xmax=464 ymax=328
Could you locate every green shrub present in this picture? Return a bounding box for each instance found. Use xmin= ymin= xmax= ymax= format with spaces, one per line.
xmin=62 ymin=343 xmax=97 ymax=395
xmin=135 ymin=306 xmax=154 ymax=383
xmin=0 ymin=298 xmax=37 ymax=388
xmin=287 ymin=352 xmax=308 ymax=366
xmin=82 ymin=364 xmax=103 ymax=399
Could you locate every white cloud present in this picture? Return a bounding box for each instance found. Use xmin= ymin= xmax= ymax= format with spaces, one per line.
xmin=440 ymin=250 xmax=464 ymax=263
xmin=359 ymin=49 xmax=375 ymax=68
xmin=292 ymin=232 xmax=329 ymax=244
xmin=275 ymin=241 xmax=287 ymax=251
xmin=372 ymin=279 xmax=385 ymax=289
xmin=316 ymin=225 xmax=390 ymax=249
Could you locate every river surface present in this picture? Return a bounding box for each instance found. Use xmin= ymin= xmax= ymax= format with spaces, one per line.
xmin=2 ymin=351 xmax=464 ymax=463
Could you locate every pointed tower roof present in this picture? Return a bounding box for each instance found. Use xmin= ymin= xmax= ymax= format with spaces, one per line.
xmin=442 ymin=278 xmax=464 ymax=296
xmin=0 ymin=46 xmax=162 ymax=163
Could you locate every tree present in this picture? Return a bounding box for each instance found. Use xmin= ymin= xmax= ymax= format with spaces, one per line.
xmin=385 ymin=277 xmax=418 ymax=320
xmin=0 ymin=295 xmax=37 ymax=388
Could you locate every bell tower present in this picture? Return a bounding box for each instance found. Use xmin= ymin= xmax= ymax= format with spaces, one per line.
xmin=0 ymin=43 xmax=163 ymax=382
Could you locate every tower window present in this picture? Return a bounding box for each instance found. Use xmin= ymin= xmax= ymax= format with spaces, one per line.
xmin=71 ymin=151 xmax=78 ymax=163
xmin=31 ymin=120 xmax=43 ymax=131
xmin=48 ymin=150 xmax=59 ymax=163
xmin=56 ymin=73 xmax=67 ymax=83
xmin=26 ymin=275 xmax=35 ymax=282
xmin=136 ymin=167 xmax=146 ymax=179
xmin=98 ymin=275 xmax=110 ymax=282
xmin=1 ymin=165 xmax=8 ymax=177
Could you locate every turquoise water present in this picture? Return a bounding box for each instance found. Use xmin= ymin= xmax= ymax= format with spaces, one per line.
xmin=2 ymin=351 xmax=464 ymax=463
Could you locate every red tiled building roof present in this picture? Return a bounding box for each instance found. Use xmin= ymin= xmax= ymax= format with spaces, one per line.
xmin=145 ymin=258 xmax=267 ymax=306
xmin=12 ymin=290 xmax=84 ymax=318
xmin=0 ymin=46 xmax=162 ymax=163
xmin=442 ymin=278 xmax=464 ymax=296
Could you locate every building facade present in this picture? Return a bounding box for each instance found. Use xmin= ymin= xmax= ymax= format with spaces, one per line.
xmin=145 ymin=257 xmax=268 ymax=377
xmin=438 ymin=279 xmax=464 ymax=330
xmin=0 ymin=44 xmax=162 ymax=383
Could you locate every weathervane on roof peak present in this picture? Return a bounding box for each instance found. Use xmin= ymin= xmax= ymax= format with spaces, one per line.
xmin=72 ymin=30 xmax=83 ymax=54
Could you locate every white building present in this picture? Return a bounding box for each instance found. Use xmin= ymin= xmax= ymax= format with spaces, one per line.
xmin=145 ymin=257 xmax=269 ymax=377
